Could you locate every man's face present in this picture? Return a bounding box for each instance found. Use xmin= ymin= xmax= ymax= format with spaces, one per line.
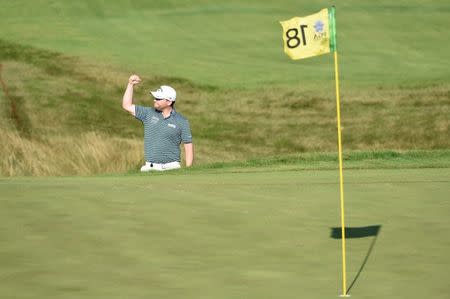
xmin=153 ymin=98 xmax=172 ymax=110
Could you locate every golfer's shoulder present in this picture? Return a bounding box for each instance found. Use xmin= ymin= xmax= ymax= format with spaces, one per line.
xmin=173 ymin=111 xmax=190 ymax=124
xmin=135 ymin=105 xmax=156 ymax=115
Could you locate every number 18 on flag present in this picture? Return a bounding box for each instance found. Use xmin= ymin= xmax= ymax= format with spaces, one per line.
xmin=280 ymin=7 xmax=336 ymax=60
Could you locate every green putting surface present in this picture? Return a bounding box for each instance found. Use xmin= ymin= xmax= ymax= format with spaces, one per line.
xmin=1 ymin=167 xmax=449 ymax=298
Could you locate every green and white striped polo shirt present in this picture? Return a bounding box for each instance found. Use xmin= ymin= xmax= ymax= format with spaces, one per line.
xmin=135 ymin=105 xmax=192 ymax=164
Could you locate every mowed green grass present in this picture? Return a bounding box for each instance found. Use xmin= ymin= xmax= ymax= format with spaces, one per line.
xmin=1 ymin=167 xmax=449 ymax=299
xmin=1 ymin=0 xmax=449 ymax=88
xmin=1 ymin=0 xmax=449 ymax=175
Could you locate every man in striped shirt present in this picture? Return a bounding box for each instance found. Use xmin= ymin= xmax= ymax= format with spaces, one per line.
xmin=122 ymin=74 xmax=194 ymax=171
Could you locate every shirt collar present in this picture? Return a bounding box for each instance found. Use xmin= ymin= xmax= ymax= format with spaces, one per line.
xmin=155 ymin=108 xmax=176 ymax=118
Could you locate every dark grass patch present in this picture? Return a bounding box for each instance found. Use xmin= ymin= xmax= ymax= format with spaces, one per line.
xmin=0 ymin=39 xmax=77 ymax=76
xmin=289 ymin=97 xmax=327 ymax=110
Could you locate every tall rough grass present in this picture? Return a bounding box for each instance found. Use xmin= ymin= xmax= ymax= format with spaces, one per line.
xmin=0 ymin=130 xmax=142 ymax=176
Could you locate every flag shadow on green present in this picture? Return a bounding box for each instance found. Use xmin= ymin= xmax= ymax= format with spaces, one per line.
xmin=330 ymin=225 xmax=382 ymax=294
xmin=330 ymin=225 xmax=381 ymax=239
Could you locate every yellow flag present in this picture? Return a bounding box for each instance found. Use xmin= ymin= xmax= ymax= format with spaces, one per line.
xmin=280 ymin=8 xmax=336 ymax=60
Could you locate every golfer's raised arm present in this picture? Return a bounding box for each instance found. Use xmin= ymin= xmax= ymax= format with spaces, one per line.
xmin=122 ymin=74 xmax=141 ymax=116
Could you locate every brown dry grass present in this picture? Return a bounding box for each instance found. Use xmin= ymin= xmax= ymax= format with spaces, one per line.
xmin=0 ymin=130 xmax=142 ymax=176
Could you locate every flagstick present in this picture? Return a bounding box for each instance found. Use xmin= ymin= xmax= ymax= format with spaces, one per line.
xmin=333 ymin=50 xmax=350 ymax=297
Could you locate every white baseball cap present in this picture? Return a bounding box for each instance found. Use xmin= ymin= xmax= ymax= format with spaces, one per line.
xmin=150 ymin=85 xmax=176 ymax=101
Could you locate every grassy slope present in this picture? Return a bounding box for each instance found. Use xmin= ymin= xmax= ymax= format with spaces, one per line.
xmin=0 ymin=0 xmax=449 ymax=175
xmin=1 ymin=0 xmax=449 ymax=87
xmin=1 ymin=41 xmax=448 ymax=175
xmin=1 ymin=167 xmax=449 ymax=298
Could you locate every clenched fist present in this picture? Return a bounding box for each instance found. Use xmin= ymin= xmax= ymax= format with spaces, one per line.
xmin=128 ymin=74 xmax=141 ymax=85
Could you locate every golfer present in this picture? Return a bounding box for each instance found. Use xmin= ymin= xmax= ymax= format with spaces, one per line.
xmin=122 ymin=74 xmax=193 ymax=171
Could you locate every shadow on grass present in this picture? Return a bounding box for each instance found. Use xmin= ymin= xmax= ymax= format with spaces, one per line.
xmin=330 ymin=225 xmax=382 ymax=294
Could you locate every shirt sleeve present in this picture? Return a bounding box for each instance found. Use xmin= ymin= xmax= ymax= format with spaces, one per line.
xmin=180 ymin=119 xmax=193 ymax=144
xmin=134 ymin=105 xmax=149 ymax=121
